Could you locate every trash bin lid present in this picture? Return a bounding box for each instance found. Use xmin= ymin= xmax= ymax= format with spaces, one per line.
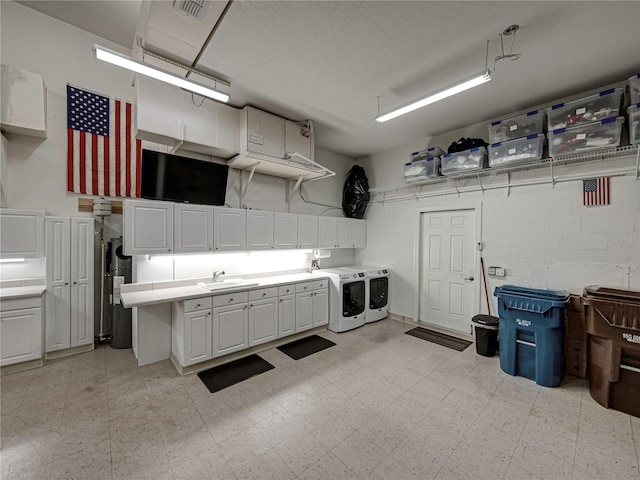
xmin=494 ymin=285 xmax=570 ymax=314
xmin=472 ymin=314 xmax=499 ymax=327
xmin=583 ymin=285 xmax=640 ymax=304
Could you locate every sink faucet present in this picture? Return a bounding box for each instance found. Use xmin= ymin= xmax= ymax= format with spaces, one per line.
xmin=212 ymin=270 xmax=225 ymax=282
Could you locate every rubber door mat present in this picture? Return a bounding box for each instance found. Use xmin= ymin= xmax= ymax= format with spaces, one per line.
xmin=405 ymin=327 xmax=472 ymax=352
xmin=277 ymin=335 xmax=336 ymax=360
xmin=197 ymin=354 xmax=274 ymax=393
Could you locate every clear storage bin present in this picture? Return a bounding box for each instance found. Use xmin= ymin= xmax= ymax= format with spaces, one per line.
xmin=628 ymin=74 xmax=640 ymax=106
xmin=488 ymin=110 xmax=545 ymax=143
xmin=404 ymin=157 xmax=441 ymax=182
xmin=547 ymin=117 xmax=624 ymax=157
xmin=441 ymin=147 xmax=487 ymax=176
xmin=410 ymin=146 xmax=445 ymax=162
xmin=628 ymin=104 xmax=640 ymax=145
xmin=547 ymin=88 xmax=623 ymax=130
xmin=489 ymin=134 xmax=545 ymax=167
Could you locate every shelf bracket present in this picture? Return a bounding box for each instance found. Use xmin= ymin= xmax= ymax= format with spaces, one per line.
xmin=452 ymin=178 xmax=460 ymax=197
xmin=476 ymin=173 xmax=485 ymax=194
xmin=635 ymin=146 xmax=640 ymax=181
xmin=506 ymin=172 xmax=511 ymax=197
xmin=239 ymin=162 xmax=260 ymax=206
xmin=549 ymin=159 xmax=556 ymax=188
xmin=286 ymin=174 xmax=306 ymax=206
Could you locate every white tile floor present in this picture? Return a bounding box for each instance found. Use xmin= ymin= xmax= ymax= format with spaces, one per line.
xmin=1 ymin=318 xmax=639 ymax=480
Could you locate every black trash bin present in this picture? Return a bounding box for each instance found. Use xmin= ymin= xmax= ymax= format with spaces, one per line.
xmin=472 ymin=314 xmax=499 ymax=357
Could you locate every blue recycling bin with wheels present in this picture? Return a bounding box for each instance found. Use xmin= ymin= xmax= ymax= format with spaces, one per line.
xmin=494 ymin=285 xmax=570 ymax=387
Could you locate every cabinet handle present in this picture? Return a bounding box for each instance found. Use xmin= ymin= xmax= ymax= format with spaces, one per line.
xmin=196 ymin=304 xmax=201 ymax=308
xmin=280 ymin=299 xmax=283 ymax=303
xmin=250 ymin=304 xmax=253 ymax=308
xmin=207 ymin=312 xmax=211 ymax=316
xmin=229 ymin=298 xmax=234 ymax=303
xmin=64 ymin=282 xmax=69 ymax=285
xmin=73 ymin=281 xmax=77 ymax=285
xmin=168 ymin=249 xmax=172 ymax=252
xmin=262 ymin=293 xmax=266 ymax=297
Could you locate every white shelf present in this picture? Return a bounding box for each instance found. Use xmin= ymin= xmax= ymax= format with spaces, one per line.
xmin=228 ymin=151 xmax=335 ymax=182
xmin=374 ymin=145 xmax=639 ymax=195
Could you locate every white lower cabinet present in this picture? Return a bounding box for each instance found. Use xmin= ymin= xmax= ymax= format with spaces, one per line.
xmin=1 ymin=296 xmax=43 ymax=366
xmin=248 ymin=287 xmax=278 ymax=347
xmin=172 ymin=297 xmax=212 ymax=367
xmin=295 ymin=280 xmax=328 ymax=332
xmin=313 ymin=284 xmax=329 ymax=327
xmin=212 ymin=292 xmax=249 ymax=358
xmin=295 ymin=290 xmax=314 ymax=333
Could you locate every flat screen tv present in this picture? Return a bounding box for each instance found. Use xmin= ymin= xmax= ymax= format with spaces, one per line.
xmin=140 ymin=149 xmax=229 ymax=206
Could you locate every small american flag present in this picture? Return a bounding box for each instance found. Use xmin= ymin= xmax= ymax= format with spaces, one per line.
xmin=583 ymin=177 xmax=610 ymax=206
xmin=67 ymin=85 xmax=141 ymax=197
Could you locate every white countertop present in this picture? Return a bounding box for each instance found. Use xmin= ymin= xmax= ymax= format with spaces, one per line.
xmin=0 ymin=284 xmax=46 ymax=300
xmin=120 ymin=271 xmax=330 ymax=308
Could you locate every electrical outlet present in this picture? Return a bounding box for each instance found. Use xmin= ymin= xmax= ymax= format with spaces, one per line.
xmin=495 ymin=267 xmax=506 ymax=277
xmin=487 ymin=267 xmax=496 ymax=275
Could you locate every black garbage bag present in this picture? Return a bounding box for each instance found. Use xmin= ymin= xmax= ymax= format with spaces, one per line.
xmin=342 ymin=165 xmax=369 ymax=219
xmin=447 ymin=137 xmax=488 ymax=153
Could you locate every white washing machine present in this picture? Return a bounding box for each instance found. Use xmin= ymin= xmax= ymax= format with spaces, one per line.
xmin=312 ymin=268 xmax=367 ymax=332
xmin=341 ymin=266 xmax=390 ymax=323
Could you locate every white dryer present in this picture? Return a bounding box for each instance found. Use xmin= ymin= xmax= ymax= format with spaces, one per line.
xmin=341 ymin=266 xmax=390 ymax=323
xmin=312 ymin=268 xmax=367 ymax=332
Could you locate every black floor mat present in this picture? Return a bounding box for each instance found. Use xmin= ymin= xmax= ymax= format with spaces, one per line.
xmin=405 ymin=327 xmax=472 ymax=352
xmin=197 ymin=354 xmax=274 ymax=393
xmin=277 ymin=335 xmax=336 ymax=360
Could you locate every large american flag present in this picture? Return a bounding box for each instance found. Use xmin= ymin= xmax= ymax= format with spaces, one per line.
xmin=67 ymin=85 xmax=141 ymax=197
xmin=583 ymin=177 xmax=610 ymax=206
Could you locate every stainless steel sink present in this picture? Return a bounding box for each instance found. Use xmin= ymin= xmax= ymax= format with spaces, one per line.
xmin=197 ymin=280 xmax=258 ymax=291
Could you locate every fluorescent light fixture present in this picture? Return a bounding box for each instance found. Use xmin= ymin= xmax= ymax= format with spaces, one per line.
xmin=375 ymin=70 xmax=492 ymax=123
xmin=93 ymin=44 xmax=229 ymax=103
xmin=0 ymin=258 xmax=26 ymax=263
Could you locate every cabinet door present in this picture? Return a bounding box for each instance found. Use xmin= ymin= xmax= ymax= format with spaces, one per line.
xmin=278 ymin=294 xmax=296 ymax=337
xmin=0 ymin=210 xmax=45 ymax=258
xmin=123 ymin=200 xmax=173 ymax=255
xmin=318 ymin=217 xmax=337 ymax=249
xmin=45 ymin=217 xmax=71 ymax=352
xmin=249 ymin=298 xmax=278 ymax=347
xmin=184 ymin=310 xmax=212 ymax=366
xmin=313 ymin=289 xmax=329 ymax=327
xmin=212 ymin=303 xmax=248 ymax=357
xmin=351 ymin=219 xmax=366 ymax=248
xmin=174 ymin=203 xmax=213 ymax=253
xmin=0 ymin=307 xmax=42 ymax=366
xmin=284 ymin=120 xmax=312 ymax=160
xmin=247 ymin=210 xmax=274 ymax=250
xmin=295 ymin=292 xmax=313 ymax=333
xmin=70 ymin=218 xmax=94 ymax=348
xmin=297 ymin=214 xmax=318 ymax=248
xmin=336 ymin=218 xmax=352 ymax=248
xmin=274 ymin=213 xmax=297 ymax=249
xmin=246 ymin=107 xmax=285 ymax=159
xmin=214 ymin=207 xmax=246 ymax=251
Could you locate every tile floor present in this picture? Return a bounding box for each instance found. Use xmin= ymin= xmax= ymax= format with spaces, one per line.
xmin=1 ymin=318 xmax=639 ymax=480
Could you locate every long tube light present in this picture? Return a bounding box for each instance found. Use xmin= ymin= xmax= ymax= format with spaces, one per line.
xmin=375 ymin=70 xmax=492 ymax=123
xmin=92 ymin=44 xmax=229 ymax=103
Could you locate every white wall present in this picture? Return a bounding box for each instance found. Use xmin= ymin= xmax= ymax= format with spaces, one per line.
xmin=358 ymin=85 xmax=639 ymax=321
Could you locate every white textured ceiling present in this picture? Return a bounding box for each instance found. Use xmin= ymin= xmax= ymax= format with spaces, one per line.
xmin=16 ymin=0 xmax=640 ymax=158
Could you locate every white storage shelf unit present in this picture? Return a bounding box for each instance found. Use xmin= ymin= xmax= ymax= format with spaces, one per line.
xmin=124 ymin=199 xmax=365 ymax=255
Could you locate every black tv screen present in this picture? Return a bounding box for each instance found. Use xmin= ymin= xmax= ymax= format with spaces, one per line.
xmin=140 ymin=150 xmax=228 ymax=206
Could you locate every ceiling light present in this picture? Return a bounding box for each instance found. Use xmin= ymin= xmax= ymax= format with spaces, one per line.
xmin=375 ymin=70 xmax=492 ymax=123
xmin=92 ymin=44 xmax=229 ymax=103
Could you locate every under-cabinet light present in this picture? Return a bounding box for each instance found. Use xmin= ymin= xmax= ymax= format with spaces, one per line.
xmin=375 ymin=70 xmax=492 ymax=123
xmin=92 ymin=44 xmax=229 ymax=103
xmin=0 ymin=258 xmax=26 ymax=263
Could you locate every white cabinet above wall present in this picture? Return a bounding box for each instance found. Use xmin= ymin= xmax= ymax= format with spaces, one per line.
xmin=0 ymin=209 xmax=45 ymax=258
xmin=135 ymin=75 xmax=240 ymax=158
xmin=123 ymin=200 xmax=174 ymax=255
xmin=1 ymin=65 xmax=47 ymax=138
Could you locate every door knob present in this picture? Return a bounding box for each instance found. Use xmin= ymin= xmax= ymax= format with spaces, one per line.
xmin=464 ymin=276 xmax=474 ymax=281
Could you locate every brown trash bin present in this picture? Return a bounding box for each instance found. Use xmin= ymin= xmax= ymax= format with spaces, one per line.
xmin=583 ymin=286 xmax=640 ymax=417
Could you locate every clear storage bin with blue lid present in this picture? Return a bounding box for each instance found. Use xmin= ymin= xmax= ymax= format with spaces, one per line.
xmin=488 ymin=110 xmax=545 ymax=144
xmin=547 ymin=88 xmax=623 ymax=131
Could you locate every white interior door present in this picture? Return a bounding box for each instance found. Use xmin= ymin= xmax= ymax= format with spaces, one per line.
xmin=419 ymin=210 xmax=476 ymax=334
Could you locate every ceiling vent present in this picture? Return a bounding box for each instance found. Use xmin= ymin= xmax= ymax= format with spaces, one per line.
xmin=172 ymin=0 xmax=209 ymax=21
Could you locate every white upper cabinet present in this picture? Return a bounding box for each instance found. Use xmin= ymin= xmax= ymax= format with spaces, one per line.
xmin=1 ymin=65 xmax=47 ymax=138
xmin=244 ymin=107 xmax=285 ymax=159
xmin=174 ymin=203 xmax=213 ymax=253
xmin=247 ymin=210 xmax=274 ymax=250
xmin=274 ymin=213 xmax=298 ymax=249
xmin=351 ymin=219 xmax=366 ymax=248
xmin=336 ymin=218 xmax=352 ymax=248
xmin=0 ymin=209 xmax=45 ymax=258
xmin=284 ymin=120 xmax=312 ymax=160
xmin=318 ymin=217 xmax=337 ymax=249
xmin=123 ymin=200 xmax=173 ymax=255
xmin=214 ymin=207 xmax=246 ymax=251
xmin=297 ymin=214 xmax=318 ymax=249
